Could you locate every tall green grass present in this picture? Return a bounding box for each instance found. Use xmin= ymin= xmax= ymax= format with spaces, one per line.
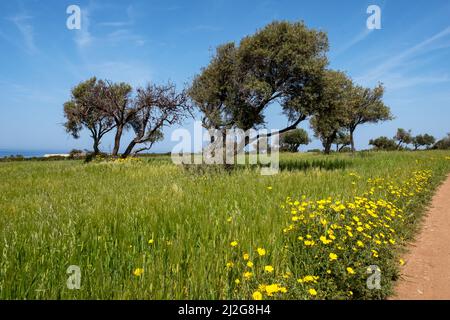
xmin=0 ymin=151 xmax=449 ymax=299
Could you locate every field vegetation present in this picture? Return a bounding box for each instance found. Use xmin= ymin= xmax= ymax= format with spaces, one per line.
xmin=1 ymin=151 xmax=449 ymax=299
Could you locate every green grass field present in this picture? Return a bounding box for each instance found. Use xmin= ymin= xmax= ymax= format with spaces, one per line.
xmin=1 ymin=151 xmax=450 ymax=299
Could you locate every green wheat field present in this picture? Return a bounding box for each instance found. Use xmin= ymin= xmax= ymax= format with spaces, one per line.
xmin=1 ymin=151 xmax=450 ymax=299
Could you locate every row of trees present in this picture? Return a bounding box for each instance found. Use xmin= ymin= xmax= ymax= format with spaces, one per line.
xmin=64 ymin=79 xmax=191 ymax=158
xmin=64 ymin=21 xmax=392 ymax=157
xmin=279 ymin=128 xmax=449 ymax=153
xmin=369 ymin=128 xmax=438 ymax=151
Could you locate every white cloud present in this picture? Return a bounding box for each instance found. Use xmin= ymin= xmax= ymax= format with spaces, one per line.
xmin=381 ymin=73 xmax=450 ymax=90
xmin=74 ymin=8 xmax=93 ymax=49
xmin=356 ymin=26 xmax=450 ymax=86
xmin=9 ymin=13 xmax=38 ymax=54
xmin=75 ymin=5 xmax=146 ymax=49
xmin=334 ymin=28 xmax=374 ymax=56
xmin=105 ymin=29 xmax=146 ymax=46
xmin=98 ymin=5 xmax=135 ymax=28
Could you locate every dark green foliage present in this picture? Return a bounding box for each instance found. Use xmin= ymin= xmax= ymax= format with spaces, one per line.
xmin=394 ymin=128 xmax=413 ymax=149
xmin=433 ymin=133 xmax=450 ymax=150
xmin=189 ymin=21 xmax=329 ymax=149
xmin=280 ymin=128 xmax=310 ymax=152
xmin=310 ymin=70 xmax=353 ymax=154
xmin=369 ymin=136 xmax=398 ymax=151
xmin=412 ymin=134 xmax=436 ymax=150
xmin=279 ymin=158 xmax=351 ymax=171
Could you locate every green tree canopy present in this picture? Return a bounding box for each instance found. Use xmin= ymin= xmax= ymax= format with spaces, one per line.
xmin=63 ymin=77 xmax=115 ymax=155
xmin=346 ymin=83 xmax=392 ymax=152
xmin=310 ymin=70 xmax=353 ymax=154
xmin=280 ymin=128 xmax=310 ymax=152
xmin=412 ymin=134 xmax=436 ymax=150
xmin=333 ymin=131 xmax=351 ymax=152
xmin=189 ymin=21 xmax=329 ymax=152
xmin=433 ymin=133 xmax=450 ymax=150
xmin=369 ymin=136 xmax=398 ymax=151
xmin=394 ymin=128 xmax=413 ymax=149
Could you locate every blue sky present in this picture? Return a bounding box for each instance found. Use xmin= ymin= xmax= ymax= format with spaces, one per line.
xmin=0 ymin=0 xmax=449 ymax=153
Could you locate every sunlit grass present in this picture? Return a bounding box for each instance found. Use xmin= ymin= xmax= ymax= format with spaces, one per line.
xmin=0 ymin=151 xmax=449 ymax=299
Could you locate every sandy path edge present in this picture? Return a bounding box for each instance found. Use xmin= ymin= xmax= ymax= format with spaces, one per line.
xmin=391 ymin=174 xmax=450 ymax=300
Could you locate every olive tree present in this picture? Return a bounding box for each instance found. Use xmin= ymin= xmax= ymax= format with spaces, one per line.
xmin=121 ymin=82 xmax=191 ymax=158
xmin=369 ymin=136 xmax=398 ymax=151
xmin=412 ymin=134 xmax=436 ymax=150
xmin=189 ymin=21 xmax=329 ymax=155
xmin=310 ymin=70 xmax=353 ymax=155
xmin=346 ymin=84 xmax=392 ymax=152
xmin=280 ymin=128 xmax=310 ymax=152
xmin=394 ymin=128 xmax=413 ymax=149
xmin=63 ymin=77 xmax=115 ymax=155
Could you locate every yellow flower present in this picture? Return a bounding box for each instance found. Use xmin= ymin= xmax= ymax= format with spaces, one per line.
xmin=264 ymin=265 xmax=274 ymax=273
xmin=243 ymin=272 xmax=253 ymax=279
xmin=230 ymin=241 xmax=238 ymax=247
xmin=399 ymin=259 xmax=405 ymax=266
xmin=133 ymin=268 xmax=144 ymax=277
xmin=319 ymin=236 xmax=332 ymax=245
xmin=329 ymin=253 xmax=338 ymax=261
xmin=234 ymin=279 xmax=240 ymax=285
xmin=304 ymin=240 xmax=315 ymax=246
xmin=308 ymin=288 xmax=317 ymax=296
xmin=257 ymin=248 xmax=266 ymax=256
xmin=246 ymin=261 xmax=254 ymax=268
xmin=252 ymin=291 xmax=263 ymax=300
xmin=267 ymin=186 xmax=273 ymax=190
xmin=265 ymin=284 xmax=281 ymax=296
xmin=226 ymin=262 xmax=234 ymax=268
xmin=148 ymin=239 xmax=154 ymax=244
xmin=243 ymin=253 xmax=249 ymax=261
xmin=346 ymin=267 xmax=355 ymax=275
xmin=299 ymin=275 xmax=319 ymax=283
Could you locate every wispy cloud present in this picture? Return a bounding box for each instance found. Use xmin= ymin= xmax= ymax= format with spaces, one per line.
xmin=381 ymin=73 xmax=450 ymax=90
xmin=105 ymin=29 xmax=146 ymax=46
xmin=356 ymin=26 xmax=450 ymax=87
xmin=74 ymin=8 xmax=93 ymax=49
xmin=0 ymin=80 xmax=61 ymax=106
xmin=9 ymin=13 xmax=38 ymax=54
xmin=334 ymin=28 xmax=373 ymax=56
xmin=98 ymin=21 xmax=132 ymax=27
xmin=76 ymin=5 xmax=146 ymax=49
xmin=98 ymin=5 xmax=134 ymax=28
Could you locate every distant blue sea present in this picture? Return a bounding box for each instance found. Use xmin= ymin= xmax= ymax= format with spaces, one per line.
xmin=0 ymin=149 xmax=69 ymax=158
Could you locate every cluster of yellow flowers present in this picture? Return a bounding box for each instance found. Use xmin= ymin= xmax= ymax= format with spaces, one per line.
xmin=278 ymin=170 xmax=433 ymax=298
xmin=111 ymin=157 xmax=142 ymax=164
xmin=226 ymin=169 xmax=435 ymax=300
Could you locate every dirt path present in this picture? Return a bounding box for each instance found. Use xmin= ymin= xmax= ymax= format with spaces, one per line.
xmin=391 ymin=174 xmax=450 ymax=300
